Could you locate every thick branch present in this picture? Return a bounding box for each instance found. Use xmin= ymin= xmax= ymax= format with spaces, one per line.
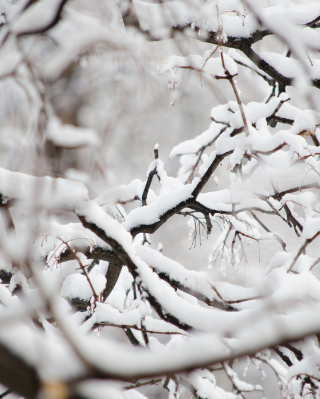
xmin=0 ymin=342 xmax=40 ymax=399
xmin=240 ymin=46 xmax=291 ymax=92
xmin=154 ymin=269 xmax=236 ymax=312
xmin=103 ymin=260 xmax=123 ymax=301
xmin=77 ymin=215 xmax=192 ymax=331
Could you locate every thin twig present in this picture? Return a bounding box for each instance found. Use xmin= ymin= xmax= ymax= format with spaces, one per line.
xmin=287 ymin=231 xmax=320 ymax=273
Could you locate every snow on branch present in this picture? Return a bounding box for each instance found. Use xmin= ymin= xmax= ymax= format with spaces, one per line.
xmin=1 ymin=1 xmax=320 ymax=398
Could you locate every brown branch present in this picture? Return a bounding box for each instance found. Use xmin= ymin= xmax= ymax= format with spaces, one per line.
xmin=60 ymin=239 xmax=99 ymax=302
xmin=249 ymin=211 xmax=286 ymax=251
xmin=122 ymin=3 xmax=320 ymax=91
xmin=223 ymin=364 xmax=247 ymax=399
xmin=241 ymin=44 xmax=291 ymax=92
xmin=220 ymin=51 xmax=249 ymax=135
xmin=273 ymin=347 xmax=293 ymax=367
xmin=272 ymin=183 xmax=320 ymax=201
xmin=77 ymin=214 xmax=193 ymax=331
xmin=153 ymin=269 xmax=236 ymax=312
xmin=124 ymin=328 xmax=141 ymax=347
xmin=287 ymin=231 xmax=320 ymax=273
xmin=142 ymin=147 xmax=160 ymax=206
xmin=282 ymin=203 xmax=303 ymax=236
xmin=94 ymin=322 xmax=187 ymax=336
xmin=102 ymin=260 xmax=123 ymax=301
xmin=125 ymin=378 xmax=162 ymax=390
xmin=233 ymin=58 xmax=274 ymax=85
xmin=185 ymin=125 xmax=227 ymax=184
xmin=0 ymin=342 xmax=40 ymax=399
xmin=126 ymin=198 xmax=195 ymax=237
xmin=191 ymin=151 xmax=232 ymax=198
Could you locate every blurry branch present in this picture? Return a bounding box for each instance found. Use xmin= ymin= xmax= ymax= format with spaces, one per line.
xmin=93 ymin=322 xmax=187 ymax=336
xmin=60 ymin=320 xmax=320 ymax=382
xmin=266 ymin=115 xmax=294 ymax=127
xmin=0 ymin=341 xmax=40 ymax=399
xmin=0 ymin=389 xmax=12 ymax=399
xmin=0 ymin=0 xmax=70 ymax=48
xmin=0 ymin=269 xmax=13 ymax=284
xmin=68 ymin=297 xmax=90 ymax=312
xmin=17 ymin=0 xmax=69 ymax=37
xmin=0 ymin=195 xmax=15 ymax=230
xmin=310 ymin=257 xmax=320 ymax=272
xmin=125 ymin=378 xmax=162 ymax=390
xmin=6 ymin=319 xmax=314 ymax=399
xmin=116 ymin=196 xmax=140 ymax=206
xmin=254 ymin=144 xmax=286 ymax=156
xmin=192 ymin=201 xmax=275 ymax=217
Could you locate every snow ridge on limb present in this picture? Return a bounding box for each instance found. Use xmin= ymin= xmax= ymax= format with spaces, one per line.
xmin=75 ymin=200 xmax=236 ymax=330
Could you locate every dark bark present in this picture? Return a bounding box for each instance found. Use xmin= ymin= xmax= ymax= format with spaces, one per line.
xmin=77 ymin=215 xmax=192 ymax=330
xmin=103 ymin=261 xmax=123 ymax=301
xmin=154 ymin=269 xmax=236 ymax=312
xmin=0 ymin=342 xmax=40 ymax=399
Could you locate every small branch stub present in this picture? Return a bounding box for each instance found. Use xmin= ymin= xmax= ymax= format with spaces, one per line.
xmin=154 ymin=143 xmax=159 ymax=159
